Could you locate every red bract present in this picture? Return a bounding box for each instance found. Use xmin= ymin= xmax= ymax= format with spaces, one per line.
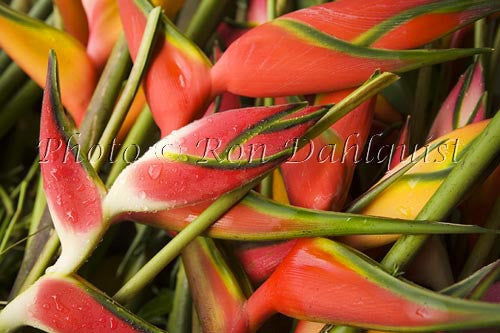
xmin=428 ymin=60 xmax=486 ymax=140
xmin=39 ymin=52 xmax=107 ymax=274
xmin=282 ymin=90 xmax=375 ymax=210
xmin=245 ymin=238 xmax=500 ymax=331
xmin=292 ymin=0 xmax=495 ymax=49
xmin=104 ymin=103 xmax=328 ymax=218
xmin=0 ymin=275 xmax=164 ymax=333
xmin=211 ymin=0 xmax=497 ymax=98
xmin=123 ymin=190 xmax=489 ymax=241
xmin=389 ymin=115 xmax=411 ymax=170
xmin=82 ymin=0 xmax=123 ymax=70
xmin=118 ymin=0 xmax=212 ymax=136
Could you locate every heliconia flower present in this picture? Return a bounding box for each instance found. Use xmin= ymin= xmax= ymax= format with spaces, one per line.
xmin=389 ymin=115 xmax=411 ymax=170
xmin=39 ymin=52 xmax=107 ymax=274
xmin=0 ymin=274 xmax=165 ymax=333
xmin=118 ymin=0 xmax=212 ymax=137
xmin=83 ymin=0 xmax=185 ymax=71
xmin=245 ymin=238 xmax=500 ymax=332
xmin=182 ymin=238 xmax=248 ymax=333
xmin=104 ymin=102 xmax=329 ymax=217
xmin=0 ymin=3 xmax=97 ymax=125
xmin=427 ymin=60 xmax=486 ymax=140
xmin=281 ymin=89 xmax=375 ymax=211
xmin=211 ymin=0 xmax=497 ymax=98
xmin=53 ymin=0 xmax=89 ymax=46
xmin=39 ymin=54 xmax=493 ymax=277
xmin=340 ymin=120 xmax=490 ymax=250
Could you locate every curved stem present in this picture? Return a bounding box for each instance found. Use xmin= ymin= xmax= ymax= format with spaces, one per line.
xmin=15 ymin=231 xmax=59 ymax=295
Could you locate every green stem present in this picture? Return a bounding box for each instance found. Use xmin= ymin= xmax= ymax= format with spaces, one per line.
xmin=0 ymin=186 xmax=13 ymax=217
xmin=113 ymin=181 xmax=256 ymax=304
xmin=267 ymin=0 xmax=277 ymax=20
xmin=474 ymin=18 xmax=487 ymax=68
xmin=184 ymin=0 xmax=229 ymax=46
xmin=382 ymin=109 xmax=500 ymax=275
xmin=0 ymin=182 xmax=26 ymax=254
xmin=304 ymin=72 xmax=399 ymax=141
xmin=106 ymin=107 xmax=157 ymax=186
xmin=9 ymin=158 xmax=39 ymax=199
xmin=9 ymin=0 xmax=34 ymax=12
xmin=0 ymin=62 xmax=28 ymax=107
xmin=410 ymin=63 xmax=432 ymax=146
xmin=78 ymin=34 xmax=132 ymax=153
xmin=167 ymin=263 xmax=192 ymax=333
xmin=460 ymin=197 xmax=500 ymax=279
xmin=260 ymin=174 xmax=273 ymax=198
xmin=90 ymin=7 xmax=161 ymax=172
xmin=15 ymin=231 xmax=59 ymax=295
xmin=0 ymin=77 xmax=42 ymax=139
xmin=260 ymin=97 xmax=275 ymax=197
xmin=468 ymin=264 xmax=500 ymax=301
xmin=487 ymin=25 xmax=500 ymax=117
xmin=0 ymin=53 xmax=10 ymax=74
